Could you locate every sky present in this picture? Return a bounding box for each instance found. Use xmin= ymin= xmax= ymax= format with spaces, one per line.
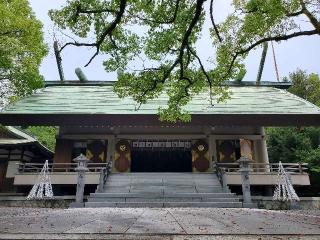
xmin=29 ymin=0 xmax=320 ymax=82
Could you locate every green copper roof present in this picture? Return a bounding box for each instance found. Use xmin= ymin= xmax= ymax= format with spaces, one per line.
xmin=2 ymin=85 xmax=320 ymax=115
xmin=0 ymin=126 xmax=53 ymax=156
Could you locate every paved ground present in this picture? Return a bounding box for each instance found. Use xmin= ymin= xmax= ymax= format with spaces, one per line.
xmin=0 ymin=207 xmax=319 ymax=239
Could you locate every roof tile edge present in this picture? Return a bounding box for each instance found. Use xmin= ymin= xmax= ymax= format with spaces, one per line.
xmin=44 ymin=81 xmax=292 ymax=89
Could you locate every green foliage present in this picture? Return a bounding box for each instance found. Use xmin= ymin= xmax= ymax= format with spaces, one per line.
xmin=213 ymin=0 xmax=316 ymax=84
xmin=266 ymin=127 xmax=320 ymax=173
xmin=48 ymin=0 xmax=235 ymax=122
xmin=286 ymin=70 xmax=320 ymax=106
xmin=49 ymin=0 xmax=319 ymax=122
xmin=0 ymin=0 xmax=48 ymax=96
xmin=267 ymin=70 xmax=320 ymax=173
xmin=24 ymin=127 xmax=58 ymax=151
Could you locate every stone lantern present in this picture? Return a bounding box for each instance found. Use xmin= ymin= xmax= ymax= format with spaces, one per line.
xmin=70 ymin=154 xmax=90 ymax=208
xmin=238 ymin=156 xmax=256 ymax=208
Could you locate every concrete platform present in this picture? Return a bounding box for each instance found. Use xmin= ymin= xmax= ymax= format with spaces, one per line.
xmin=0 ymin=207 xmax=319 ymax=239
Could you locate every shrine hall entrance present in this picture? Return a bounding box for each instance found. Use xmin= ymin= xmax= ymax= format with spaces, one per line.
xmin=131 ymin=149 xmax=192 ymax=172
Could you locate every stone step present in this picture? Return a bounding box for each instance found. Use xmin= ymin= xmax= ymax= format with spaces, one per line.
xmin=104 ymin=185 xmax=223 ymax=190
xmin=86 ymin=172 xmax=240 ymax=208
xmin=109 ymin=175 xmax=219 ymax=180
xmin=87 ymin=197 xmax=240 ymax=203
xmin=106 ymin=178 xmax=220 ymax=183
xmin=90 ymin=192 xmax=237 ymax=198
xmin=85 ymin=202 xmax=242 ymax=208
xmin=105 ymin=183 xmax=221 ymax=189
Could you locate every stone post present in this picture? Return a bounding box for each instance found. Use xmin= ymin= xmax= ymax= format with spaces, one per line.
xmin=97 ymin=167 xmax=106 ymax=193
xmin=221 ymin=168 xmax=228 ymax=190
xmin=70 ymin=154 xmax=90 ymax=208
xmin=97 ymin=168 xmax=104 ymax=193
xmin=238 ymin=156 xmax=256 ymax=208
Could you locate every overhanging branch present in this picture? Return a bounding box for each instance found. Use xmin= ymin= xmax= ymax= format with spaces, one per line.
xmin=210 ymin=0 xmax=222 ymax=42
xmin=225 ymin=29 xmax=319 ymax=77
xmin=59 ymin=0 xmax=127 ymax=67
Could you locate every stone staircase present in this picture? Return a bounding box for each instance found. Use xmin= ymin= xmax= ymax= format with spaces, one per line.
xmin=85 ymin=172 xmax=242 ymax=208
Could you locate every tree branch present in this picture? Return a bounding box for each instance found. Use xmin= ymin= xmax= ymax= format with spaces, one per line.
xmin=286 ymin=10 xmax=304 ymax=17
xmin=130 ymin=0 xmax=181 ymax=25
xmin=59 ymin=0 xmax=127 ymax=67
xmin=71 ymin=4 xmax=119 ymax=23
xmin=299 ymin=0 xmax=320 ymax=32
xmin=187 ymin=44 xmax=214 ymax=105
xmin=75 ymin=6 xmax=118 ymax=15
xmin=210 ymin=0 xmax=222 ymax=42
xmin=135 ymin=0 xmax=206 ymax=105
xmin=225 ymin=29 xmax=319 ymax=78
xmin=0 ymin=30 xmax=22 ymax=36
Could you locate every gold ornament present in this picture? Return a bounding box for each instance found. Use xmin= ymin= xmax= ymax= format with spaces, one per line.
xmin=197 ymin=144 xmax=205 ymax=152
xmin=119 ymin=145 xmax=127 ymax=152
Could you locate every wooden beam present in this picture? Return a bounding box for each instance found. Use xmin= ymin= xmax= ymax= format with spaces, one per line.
xmin=117 ymin=134 xmax=207 ymax=140
xmin=1 ymin=113 xmax=320 ymax=126
xmin=213 ymin=135 xmax=263 ymax=140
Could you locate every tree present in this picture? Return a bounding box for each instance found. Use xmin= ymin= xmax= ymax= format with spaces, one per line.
xmin=266 ymin=70 xmax=320 ymax=173
xmin=266 ymin=127 xmax=320 ymax=173
xmin=285 ymin=69 xmax=320 ymax=106
xmin=0 ymin=0 xmax=48 ymax=97
xmin=49 ymin=0 xmax=320 ymax=122
xmin=23 ymin=126 xmax=58 ymax=151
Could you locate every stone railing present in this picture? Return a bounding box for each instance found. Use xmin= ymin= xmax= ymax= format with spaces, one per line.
xmin=214 ymin=161 xmax=310 ymax=189
xmin=215 ymin=162 xmax=308 ymax=174
xmin=97 ymin=160 xmax=112 ymax=192
xmin=17 ymin=162 xmax=107 ymax=173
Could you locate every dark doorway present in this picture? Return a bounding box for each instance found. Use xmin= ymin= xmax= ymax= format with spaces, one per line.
xmin=131 ymin=150 xmax=192 ymax=172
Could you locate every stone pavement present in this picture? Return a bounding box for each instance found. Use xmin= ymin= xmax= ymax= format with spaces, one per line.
xmin=0 ymin=207 xmax=319 ymax=239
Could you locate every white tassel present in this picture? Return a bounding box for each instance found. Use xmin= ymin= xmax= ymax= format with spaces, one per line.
xmin=27 ymin=160 xmax=54 ymax=200
xmin=273 ymin=161 xmax=300 ymax=202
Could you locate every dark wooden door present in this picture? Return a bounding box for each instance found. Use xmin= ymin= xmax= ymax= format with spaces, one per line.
xmin=131 ymin=150 xmax=192 ymax=172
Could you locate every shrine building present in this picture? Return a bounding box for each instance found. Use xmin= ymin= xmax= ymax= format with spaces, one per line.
xmin=0 ymin=81 xmax=319 ymax=207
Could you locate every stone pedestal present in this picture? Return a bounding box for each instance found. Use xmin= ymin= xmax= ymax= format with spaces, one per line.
xmin=69 ymin=154 xmax=89 ymax=208
xmin=238 ymin=156 xmax=256 ymax=208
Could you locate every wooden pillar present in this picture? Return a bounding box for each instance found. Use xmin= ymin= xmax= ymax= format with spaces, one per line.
xmin=106 ymin=137 xmax=114 ymax=163
xmin=108 ymin=136 xmax=116 ymax=172
xmin=53 ymin=139 xmax=74 ymax=170
xmin=209 ymin=135 xmax=217 ymax=169
xmin=254 ymin=127 xmax=269 ymax=172
xmin=208 ymin=135 xmax=213 ymax=170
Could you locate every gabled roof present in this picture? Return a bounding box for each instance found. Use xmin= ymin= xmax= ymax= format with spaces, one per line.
xmin=0 ymin=126 xmax=53 ymax=157
xmin=0 ymin=126 xmax=36 ymax=145
xmin=0 ymin=84 xmax=320 ymax=126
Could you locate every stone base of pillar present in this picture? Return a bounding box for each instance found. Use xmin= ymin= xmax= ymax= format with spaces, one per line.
xmin=69 ymin=202 xmax=85 ymax=208
xmin=242 ymin=202 xmax=258 ymax=208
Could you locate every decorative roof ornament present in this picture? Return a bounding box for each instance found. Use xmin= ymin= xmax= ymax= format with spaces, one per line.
xmin=27 ymin=160 xmax=53 ymax=200
xmin=273 ymin=161 xmax=299 ymax=202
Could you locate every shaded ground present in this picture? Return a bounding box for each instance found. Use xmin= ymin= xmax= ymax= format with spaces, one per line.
xmin=0 ymin=207 xmax=319 ymax=239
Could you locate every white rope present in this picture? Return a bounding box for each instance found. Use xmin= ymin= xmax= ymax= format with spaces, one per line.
xmin=273 ymin=161 xmax=299 ymax=202
xmin=27 ymin=160 xmax=54 ymax=200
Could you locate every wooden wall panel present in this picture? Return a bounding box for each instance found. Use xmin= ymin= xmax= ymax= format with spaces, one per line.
xmin=53 ymin=139 xmax=73 ymax=164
